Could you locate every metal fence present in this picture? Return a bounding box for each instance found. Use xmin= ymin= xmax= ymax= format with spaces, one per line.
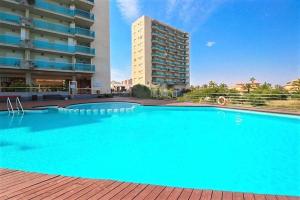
xmin=178 ymin=93 xmax=300 ymax=109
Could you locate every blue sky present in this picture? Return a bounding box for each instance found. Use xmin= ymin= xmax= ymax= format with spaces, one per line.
xmin=110 ymin=0 xmax=300 ymax=86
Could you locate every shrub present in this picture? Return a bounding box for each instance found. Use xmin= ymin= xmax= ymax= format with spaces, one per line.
xmin=131 ymin=84 xmax=151 ymax=98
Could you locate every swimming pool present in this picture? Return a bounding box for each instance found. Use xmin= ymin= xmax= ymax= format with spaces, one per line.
xmin=0 ymin=103 xmax=299 ymax=196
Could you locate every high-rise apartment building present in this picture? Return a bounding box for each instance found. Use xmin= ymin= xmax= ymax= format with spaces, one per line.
xmin=132 ymin=16 xmax=190 ymax=89
xmin=0 ymin=0 xmax=110 ymax=94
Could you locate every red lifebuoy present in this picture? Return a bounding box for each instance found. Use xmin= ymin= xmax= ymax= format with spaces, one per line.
xmin=217 ymin=96 xmax=227 ymax=106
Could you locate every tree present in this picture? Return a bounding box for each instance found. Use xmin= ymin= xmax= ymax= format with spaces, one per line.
xmin=250 ymin=77 xmax=256 ymax=84
xmin=243 ymin=83 xmax=252 ymax=93
xmin=131 ymin=84 xmax=151 ymax=98
xmin=208 ymin=81 xmax=217 ymax=88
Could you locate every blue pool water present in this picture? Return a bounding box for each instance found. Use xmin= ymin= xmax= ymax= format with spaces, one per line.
xmin=0 ymin=103 xmax=299 ymax=196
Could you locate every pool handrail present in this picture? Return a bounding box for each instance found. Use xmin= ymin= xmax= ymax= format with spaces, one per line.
xmin=6 ymin=97 xmax=14 ymax=115
xmin=16 ymin=97 xmax=24 ymax=114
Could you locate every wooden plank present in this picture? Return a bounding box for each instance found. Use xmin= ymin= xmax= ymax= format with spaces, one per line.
xmin=122 ymin=184 xmax=148 ymax=200
xmin=211 ymin=191 xmax=222 ymax=200
xmin=95 ymin=182 xmax=130 ymax=200
xmin=223 ymin=192 xmax=233 ymax=200
xmin=0 ymin=174 xmax=59 ymax=197
xmin=133 ymin=185 xmax=156 ymax=200
xmin=143 ymin=186 xmax=165 ymax=200
xmin=0 ymin=176 xmax=63 ymax=198
xmin=75 ymin=181 xmax=116 ymax=200
xmin=87 ymin=181 xmax=124 ymax=200
xmin=110 ymin=184 xmax=138 ymax=200
xmin=0 ymin=173 xmax=43 ymax=189
xmin=276 ymin=196 xmax=289 ymax=200
xmin=109 ymin=183 xmax=139 ymax=200
xmin=154 ymin=187 xmax=174 ymax=200
xmin=178 ymin=189 xmax=193 ymax=200
xmin=244 ymin=193 xmax=255 ymax=200
xmin=233 ymin=192 xmax=244 ymax=200
xmin=29 ymin=178 xmax=82 ymax=200
xmin=265 ymin=195 xmax=277 ymax=200
xmin=254 ymin=194 xmax=266 ymax=200
xmin=44 ymin=179 xmax=96 ymax=200
xmin=200 ymin=190 xmax=213 ymax=200
xmin=189 ymin=190 xmax=203 ymax=200
xmin=167 ymin=188 xmax=183 ymax=200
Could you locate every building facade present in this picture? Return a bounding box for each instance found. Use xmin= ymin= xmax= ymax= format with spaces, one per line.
xmin=0 ymin=0 xmax=110 ymax=94
xmin=132 ymin=16 xmax=190 ymax=89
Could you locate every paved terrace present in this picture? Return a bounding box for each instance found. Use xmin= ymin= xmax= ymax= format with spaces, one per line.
xmin=0 ymin=169 xmax=299 ymax=200
xmin=0 ymin=97 xmax=299 ymax=115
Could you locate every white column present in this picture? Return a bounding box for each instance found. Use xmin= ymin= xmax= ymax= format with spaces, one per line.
xmin=25 ymin=72 xmax=32 ymax=85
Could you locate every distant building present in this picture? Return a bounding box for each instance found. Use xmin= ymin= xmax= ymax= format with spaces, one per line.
xmin=121 ymin=79 xmax=132 ymax=90
xmin=131 ymin=16 xmax=190 ymax=90
xmin=111 ymin=79 xmax=132 ymax=92
xmin=284 ymin=79 xmax=300 ymax=92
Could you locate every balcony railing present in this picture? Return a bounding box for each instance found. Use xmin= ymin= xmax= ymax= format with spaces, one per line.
xmin=0 ymin=12 xmax=21 ymax=24
xmin=33 ymin=40 xmax=74 ymax=53
xmin=33 ymin=60 xmax=95 ymax=72
xmin=74 ymin=27 xmax=95 ymax=38
xmin=75 ymin=9 xmax=94 ymax=21
xmin=75 ymin=63 xmax=95 ymax=72
xmin=33 ymin=19 xmax=73 ymax=35
xmin=0 ymin=35 xmax=21 ymax=46
xmin=33 ymin=60 xmax=73 ymax=70
xmin=0 ymin=35 xmax=95 ymax=55
xmin=14 ymin=0 xmax=94 ymax=21
xmin=75 ymin=45 xmax=95 ymax=55
xmin=0 ymin=57 xmax=95 ymax=72
xmin=0 ymin=57 xmax=21 ymax=68
xmin=34 ymin=0 xmax=74 ymax=17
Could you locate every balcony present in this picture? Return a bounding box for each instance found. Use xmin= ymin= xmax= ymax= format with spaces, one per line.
xmin=0 ymin=12 xmax=21 ymax=25
xmin=75 ymin=45 xmax=95 ymax=55
xmin=34 ymin=0 xmax=74 ymax=18
xmin=0 ymin=57 xmax=95 ymax=72
xmin=75 ymin=9 xmax=94 ymax=21
xmin=0 ymin=35 xmax=21 ymax=46
xmin=33 ymin=60 xmax=73 ymax=71
xmin=75 ymin=63 xmax=95 ymax=72
xmin=33 ymin=60 xmax=94 ymax=72
xmin=33 ymin=40 xmax=74 ymax=53
xmin=74 ymin=27 xmax=95 ymax=38
xmin=0 ymin=35 xmax=95 ymax=56
xmin=13 ymin=0 xmax=94 ymax=22
xmin=0 ymin=57 xmax=21 ymax=68
xmin=33 ymin=19 xmax=73 ymax=35
xmin=32 ymin=40 xmax=95 ymax=56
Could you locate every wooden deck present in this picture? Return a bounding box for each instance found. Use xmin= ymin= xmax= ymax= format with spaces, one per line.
xmin=0 ymin=169 xmax=298 ymax=200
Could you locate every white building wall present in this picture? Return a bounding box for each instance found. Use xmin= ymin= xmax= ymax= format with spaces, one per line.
xmin=91 ymin=0 xmax=111 ymax=94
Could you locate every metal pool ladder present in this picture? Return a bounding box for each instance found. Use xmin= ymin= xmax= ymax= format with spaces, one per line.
xmin=7 ymin=97 xmax=14 ymax=115
xmin=16 ymin=97 xmax=24 ymax=114
xmin=7 ymin=97 xmax=24 ymax=115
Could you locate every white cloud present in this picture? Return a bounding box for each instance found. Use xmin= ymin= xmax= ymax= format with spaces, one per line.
xmin=166 ymin=0 xmax=177 ymax=18
xmin=206 ymin=41 xmax=216 ymax=47
xmin=111 ymin=67 xmax=131 ymax=82
xmin=116 ymin=0 xmax=140 ymax=23
xmin=165 ymin=0 xmax=227 ymax=32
